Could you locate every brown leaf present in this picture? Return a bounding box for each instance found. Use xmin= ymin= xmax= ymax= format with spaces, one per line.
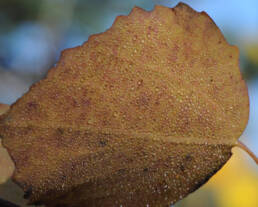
xmin=0 ymin=3 xmax=249 ymax=207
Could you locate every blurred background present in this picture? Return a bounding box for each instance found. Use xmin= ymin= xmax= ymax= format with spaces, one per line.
xmin=0 ymin=0 xmax=257 ymax=206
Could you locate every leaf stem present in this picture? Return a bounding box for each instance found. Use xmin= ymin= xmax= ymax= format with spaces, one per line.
xmin=236 ymin=140 xmax=258 ymax=165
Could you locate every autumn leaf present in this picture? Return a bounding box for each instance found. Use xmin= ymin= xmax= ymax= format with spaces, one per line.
xmin=0 ymin=3 xmax=249 ymax=207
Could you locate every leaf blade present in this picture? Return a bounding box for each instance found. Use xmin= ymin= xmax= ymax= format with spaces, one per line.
xmin=0 ymin=3 xmax=249 ymax=206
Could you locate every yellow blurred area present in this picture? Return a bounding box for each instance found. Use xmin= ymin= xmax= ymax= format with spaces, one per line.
xmin=209 ymin=148 xmax=258 ymax=207
xmin=176 ymin=147 xmax=258 ymax=207
xmin=245 ymin=44 xmax=258 ymax=65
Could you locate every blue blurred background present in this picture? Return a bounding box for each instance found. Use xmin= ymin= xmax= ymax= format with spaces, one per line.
xmin=0 ymin=0 xmax=257 ymax=206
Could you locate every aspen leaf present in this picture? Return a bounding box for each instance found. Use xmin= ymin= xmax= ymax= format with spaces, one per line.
xmin=0 ymin=3 xmax=249 ymax=207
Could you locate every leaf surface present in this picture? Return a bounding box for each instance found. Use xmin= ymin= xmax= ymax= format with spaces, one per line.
xmin=0 ymin=3 xmax=249 ymax=207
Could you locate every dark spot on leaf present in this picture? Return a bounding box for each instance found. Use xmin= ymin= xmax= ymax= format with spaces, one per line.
xmin=118 ymin=169 xmax=126 ymax=175
xmin=27 ymin=102 xmax=38 ymax=109
xmin=99 ymin=139 xmax=107 ymax=147
xmin=57 ymin=128 xmax=64 ymax=135
xmin=24 ymin=187 xmax=32 ymax=199
xmin=184 ymin=154 xmax=193 ymax=161
xmin=180 ymin=164 xmax=185 ymax=172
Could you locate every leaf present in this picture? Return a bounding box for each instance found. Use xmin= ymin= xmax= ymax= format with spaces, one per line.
xmin=0 ymin=3 xmax=249 ymax=207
